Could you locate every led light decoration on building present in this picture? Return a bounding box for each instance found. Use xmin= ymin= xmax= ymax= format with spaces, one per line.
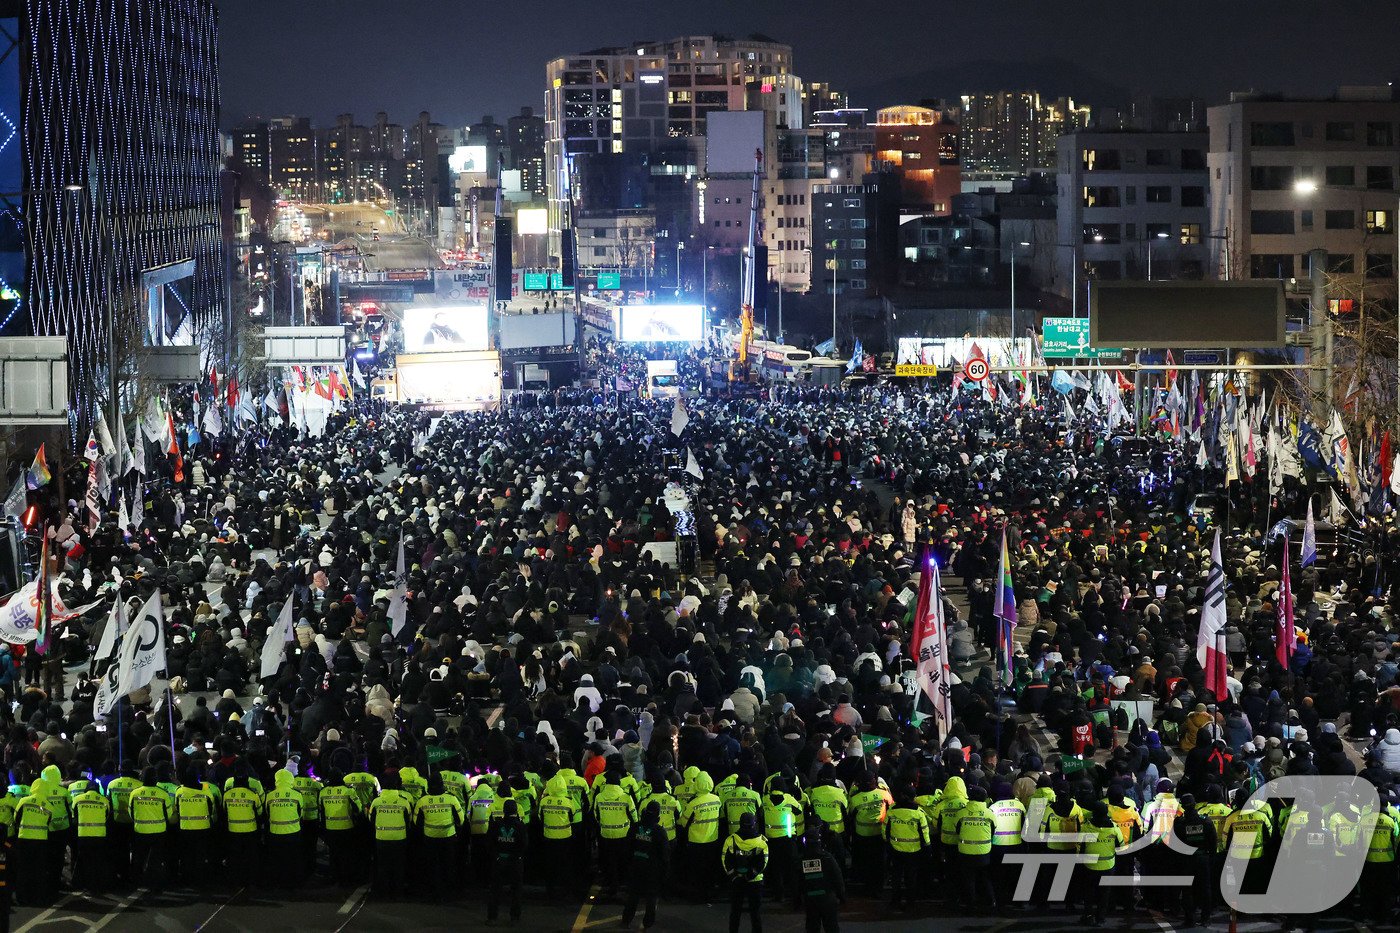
xmin=21 ymin=0 xmax=224 ymax=431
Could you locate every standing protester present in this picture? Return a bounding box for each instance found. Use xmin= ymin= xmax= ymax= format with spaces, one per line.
xmin=722 ymin=812 xmax=767 ymax=933
xmin=621 ymin=801 xmax=668 ymax=931
xmin=487 ymin=798 xmax=527 ymax=926
xmin=798 ymin=828 xmax=845 ymax=933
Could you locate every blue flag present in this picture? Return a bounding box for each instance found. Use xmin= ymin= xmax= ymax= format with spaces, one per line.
xmin=1297 ymin=421 xmax=1331 ymax=475
xmin=847 ymin=338 xmax=863 ymax=374
xmin=1300 ymin=499 xmax=1317 ymax=568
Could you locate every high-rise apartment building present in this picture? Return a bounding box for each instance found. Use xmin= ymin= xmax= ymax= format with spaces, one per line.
xmin=544 ymin=34 xmax=793 ymax=252
xmin=960 ymin=91 xmax=1089 ymax=176
xmin=508 ymin=106 xmax=547 ymax=195
xmin=268 ymin=116 xmax=316 ymax=193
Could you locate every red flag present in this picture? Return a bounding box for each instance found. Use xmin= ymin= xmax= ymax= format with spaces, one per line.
xmin=1380 ymin=431 xmax=1393 ymax=491
xmin=1165 ymin=349 xmax=1178 ymax=384
xmin=909 ymin=547 xmax=953 ymax=733
xmin=1277 ymin=533 xmax=1295 ymax=669
xmin=210 ymin=363 xmax=219 ymax=395
xmin=1115 ymin=370 xmax=1133 ymax=393
xmin=328 ymin=368 xmax=342 ymax=400
xmin=227 ymin=374 xmax=239 ymax=410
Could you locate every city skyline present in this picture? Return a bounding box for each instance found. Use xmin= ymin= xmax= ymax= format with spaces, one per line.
xmin=218 ymin=0 xmax=1400 ymax=129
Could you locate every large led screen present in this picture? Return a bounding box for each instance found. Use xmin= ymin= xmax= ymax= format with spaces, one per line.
xmin=614 ymin=304 xmax=704 ymax=343
xmin=402 ymin=305 xmax=489 ymax=352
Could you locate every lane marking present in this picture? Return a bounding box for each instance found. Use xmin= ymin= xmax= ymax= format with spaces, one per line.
xmin=15 ymin=893 xmax=85 ymax=933
xmin=338 ymin=884 xmax=370 ymax=915
xmin=87 ymin=887 xmax=150 ymax=932
xmin=570 ymin=883 xmax=602 ymax=933
xmin=192 ymin=886 xmax=246 ymax=932
xmin=333 ymin=885 xmax=371 ymax=932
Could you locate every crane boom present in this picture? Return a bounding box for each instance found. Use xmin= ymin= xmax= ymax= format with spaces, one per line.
xmin=733 ymin=148 xmax=762 ymax=380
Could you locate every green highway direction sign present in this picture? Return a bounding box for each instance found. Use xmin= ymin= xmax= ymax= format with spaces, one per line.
xmin=523 ymin=272 xmax=566 ymax=291
xmin=596 ymin=272 xmax=622 ymax=291
xmin=1041 ymin=316 xmax=1122 ymax=359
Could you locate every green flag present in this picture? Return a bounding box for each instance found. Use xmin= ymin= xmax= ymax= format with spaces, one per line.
xmin=861 ymin=734 xmax=888 ymax=756
xmin=425 ymin=745 xmax=454 ymax=765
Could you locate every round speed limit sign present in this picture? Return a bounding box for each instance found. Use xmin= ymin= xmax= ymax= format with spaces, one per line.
xmin=965 ymin=359 xmax=989 ymax=381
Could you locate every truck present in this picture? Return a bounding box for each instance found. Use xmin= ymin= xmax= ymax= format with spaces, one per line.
xmin=645 ymin=359 xmax=681 ymax=398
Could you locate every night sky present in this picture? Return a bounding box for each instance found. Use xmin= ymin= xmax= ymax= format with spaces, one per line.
xmin=218 ymin=0 xmax=1399 ymax=130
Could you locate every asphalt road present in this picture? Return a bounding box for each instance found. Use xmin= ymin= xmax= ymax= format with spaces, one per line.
xmin=7 ymin=879 xmax=1375 ymax=933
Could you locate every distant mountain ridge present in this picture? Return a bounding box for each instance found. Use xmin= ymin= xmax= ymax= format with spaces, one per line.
xmin=846 ymin=56 xmax=1132 ymax=111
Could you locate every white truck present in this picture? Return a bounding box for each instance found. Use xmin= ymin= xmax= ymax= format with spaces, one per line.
xmin=645 ymin=359 xmax=681 ymax=398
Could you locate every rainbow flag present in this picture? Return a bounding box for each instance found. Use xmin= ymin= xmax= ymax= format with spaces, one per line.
xmin=25 ymin=443 xmax=51 ymax=490
xmin=993 ymin=527 xmax=1017 ymax=685
xmin=33 ymin=532 xmax=51 ymax=655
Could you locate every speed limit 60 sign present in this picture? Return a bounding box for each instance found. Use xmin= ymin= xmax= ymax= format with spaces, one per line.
xmin=965 ymin=359 xmax=989 ymax=381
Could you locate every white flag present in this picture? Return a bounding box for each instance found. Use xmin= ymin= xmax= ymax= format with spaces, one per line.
xmin=118 ymin=492 xmax=131 ymax=531
xmin=670 ymin=398 xmax=690 ymax=436
xmin=130 ymin=487 xmax=144 ymax=530
xmin=95 ymin=411 xmax=118 ymax=459
xmin=387 ymin=536 xmax=409 ymax=637
xmin=3 ymin=475 xmax=25 ymax=520
xmin=131 ymin=426 xmax=146 ymax=475
xmin=260 ymin=593 xmax=296 ymax=679
xmin=94 ymin=597 xmax=128 ymax=662
xmin=202 ymin=402 xmax=223 ymax=437
xmin=685 ymin=448 xmax=703 ymax=479
xmin=352 ymin=358 xmax=367 ymax=387
xmin=114 ymin=409 xmax=134 ymax=477
xmin=95 ymin=590 xmax=165 ymax=715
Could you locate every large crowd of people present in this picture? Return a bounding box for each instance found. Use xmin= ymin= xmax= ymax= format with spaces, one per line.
xmin=1 ymin=358 xmax=1398 ymax=930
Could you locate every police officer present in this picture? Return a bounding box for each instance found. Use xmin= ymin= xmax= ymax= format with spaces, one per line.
xmin=848 ymin=774 xmax=888 ymax=896
xmin=70 ymin=780 xmax=111 ymax=892
xmin=264 ymin=768 xmax=304 ymax=888
xmin=291 ymin=760 xmax=323 ymax=878
xmin=953 ymin=786 xmax=993 ymax=909
xmin=934 ymin=778 xmax=970 ymax=901
xmin=487 ymin=798 xmax=527 ymax=925
xmin=1361 ymin=792 xmax=1400 ymax=922
xmin=885 ymin=790 xmax=930 ymax=909
xmin=129 ymin=767 xmax=173 ymax=889
xmin=368 ymin=772 xmax=414 ymax=899
xmin=538 ymin=776 xmax=581 ymax=897
xmin=222 ymin=765 xmax=263 ymax=888
xmin=1078 ymin=802 xmax=1123 ymax=927
xmin=725 ymin=774 xmax=761 ymax=837
xmin=594 ymin=763 xmax=638 ymax=898
xmin=988 ymin=783 xmax=1025 ymax=908
xmin=104 ymin=762 xmax=141 ymax=885
xmin=174 ymin=765 xmax=217 ymax=885
xmin=799 ymin=827 xmax=846 ymax=933
xmin=414 ymin=772 xmax=464 ymax=901
xmin=1173 ymin=794 xmax=1218 ymax=928
xmin=680 ymin=774 xmax=723 ymax=903
xmin=1104 ymin=783 xmax=1144 ymax=915
xmin=467 ymin=774 xmax=498 ymax=878
xmin=34 ymin=766 xmax=70 ymax=898
xmin=318 ymin=770 xmax=361 ymax=885
xmin=761 ymin=779 xmax=803 ymax=906
xmin=807 ymin=769 xmax=848 ymax=866
xmin=12 ymin=783 xmax=51 ymax=905
xmin=722 ymin=812 xmax=768 ymax=933
xmin=621 ymin=801 xmax=669 ymax=930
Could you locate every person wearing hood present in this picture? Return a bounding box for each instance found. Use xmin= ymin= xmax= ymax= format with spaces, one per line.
xmin=621 ymin=800 xmax=669 ymax=931
xmin=173 ymin=763 xmax=217 ymax=885
xmin=934 ymin=777 xmax=969 ymax=903
xmin=722 ymin=811 xmax=767 ymax=932
xmin=486 ymin=798 xmax=527 ymax=925
xmin=1374 ymin=727 xmax=1400 ymax=775
xmin=593 ymin=761 xmax=638 ymax=898
xmin=13 ymin=771 xmax=53 ymax=905
xmin=1078 ymin=801 xmax=1124 ymax=926
xmin=760 ymin=778 xmax=803 ymax=906
xmin=885 ymin=789 xmax=931 ymax=910
xmin=264 ymin=768 xmax=304 ymax=887
xmin=680 ymin=765 xmax=723 ymax=902
xmin=849 ymin=772 xmax=888 ymax=897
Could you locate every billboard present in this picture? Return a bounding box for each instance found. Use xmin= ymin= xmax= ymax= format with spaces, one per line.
xmin=396 ymin=350 xmax=501 ymax=405
xmin=402 ymin=305 xmax=489 ymax=353
xmin=614 ymin=304 xmax=705 ymax=343
xmin=894 ymin=336 xmax=1032 ymax=372
xmin=1091 ymin=281 xmax=1286 ymax=349
xmin=499 ymin=312 xmax=576 ymax=351
xmin=449 ymin=145 xmax=488 ymax=175
xmin=516 ymin=208 xmax=548 ymax=235
xmin=706 ymin=110 xmax=765 ymax=175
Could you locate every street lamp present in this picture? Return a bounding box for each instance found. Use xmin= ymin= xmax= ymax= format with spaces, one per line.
xmin=1147 ymin=230 xmax=1169 ymax=281
xmin=1293 ymin=177 xmax=1400 ymax=414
